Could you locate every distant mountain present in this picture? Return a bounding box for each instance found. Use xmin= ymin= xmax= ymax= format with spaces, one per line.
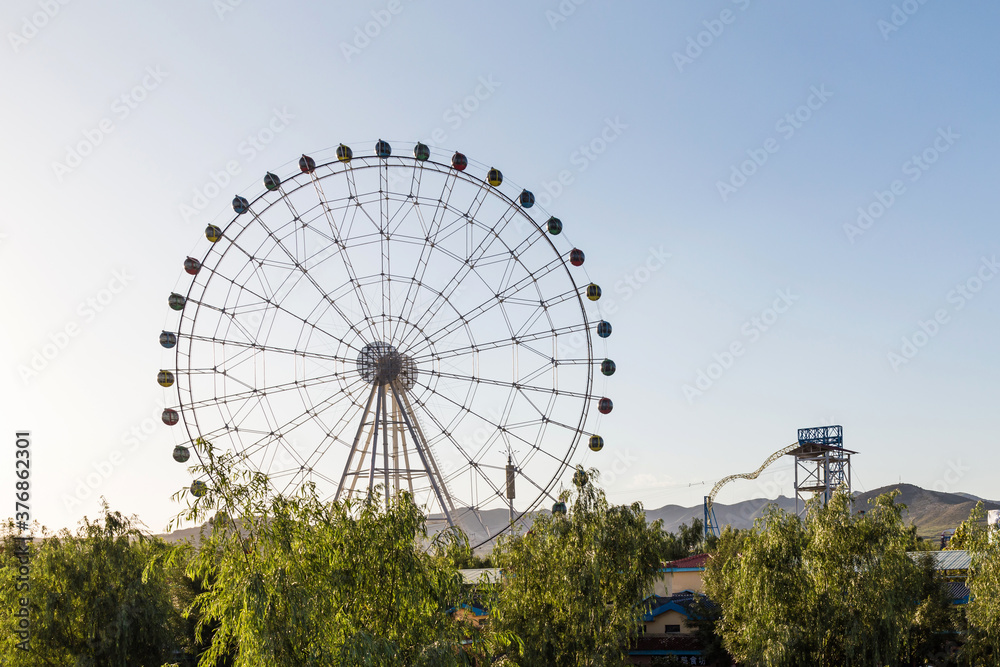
xmin=156 ymin=484 xmax=995 ymax=547
xmin=954 ymin=492 xmax=998 ymax=504
xmin=854 ymin=484 xmax=1000 ymax=538
xmin=646 ymin=496 xmax=796 ymax=535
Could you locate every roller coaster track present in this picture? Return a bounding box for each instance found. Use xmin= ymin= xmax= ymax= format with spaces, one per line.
xmin=703 ymin=442 xmax=798 ymax=537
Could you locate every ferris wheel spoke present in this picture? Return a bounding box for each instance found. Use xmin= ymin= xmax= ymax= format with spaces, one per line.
xmin=269 ymin=455 xmax=343 ymax=499
xmin=308 ymin=165 xmax=380 ymax=331
xmin=402 ymin=255 xmax=569 ymax=352
xmin=178 ymin=371 xmax=350 ymax=412
xmin=510 ymin=384 xmax=551 ymax=424
xmin=541 ymin=415 xmax=592 ymax=437
xmin=515 ymin=465 xmax=562 ymax=503
xmin=517 ymin=359 xmax=560 ymax=388
xmin=425 ymin=369 xmax=591 ymax=401
xmin=408 ymin=155 xmax=424 ymax=198
xmin=393 ymin=176 xmax=462 ymax=343
xmin=407 ymin=323 xmax=586 ymax=364
xmin=184 ymin=333 xmax=355 ymax=366
xmin=261 ymin=437 xmax=313 ymax=483
xmin=464 ymin=461 xmax=507 ymax=504
xmin=193 ymin=247 xmax=364 ymax=355
xmin=409 ymin=377 xmax=558 ymax=465
xmin=234 ymin=376 xmax=369 ymax=464
xmin=400 ymin=200 xmax=523 ymax=347
xmin=379 ymin=160 xmax=391 ymax=341
xmin=336 ymin=198 xmax=391 ymax=342
xmin=188 ymin=423 xmax=238 ymax=446
xmin=243 ymin=204 xmax=379 ymax=345
xmin=516 ymin=340 xmax=556 ymax=368
xmin=274 ymin=185 xmax=307 ymax=264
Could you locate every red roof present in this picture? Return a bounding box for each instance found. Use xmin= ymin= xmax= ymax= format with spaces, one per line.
xmin=662 ymin=553 xmax=709 ymax=570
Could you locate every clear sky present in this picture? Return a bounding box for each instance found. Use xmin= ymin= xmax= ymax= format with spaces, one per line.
xmin=2 ymin=1 xmax=998 ymax=534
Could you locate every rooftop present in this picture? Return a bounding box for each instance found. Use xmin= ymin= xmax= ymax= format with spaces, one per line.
xmin=457 ymin=568 xmax=502 ymax=584
xmin=907 ymin=550 xmax=971 ymax=571
xmin=662 ymin=553 xmax=710 ymax=570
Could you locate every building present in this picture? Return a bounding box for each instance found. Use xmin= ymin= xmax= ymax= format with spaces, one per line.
xmin=651 ymin=553 xmax=709 ymax=597
xmin=908 ymin=550 xmax=971 ymax=605
xmin=630 ymin=554 xmax=716 ymax=665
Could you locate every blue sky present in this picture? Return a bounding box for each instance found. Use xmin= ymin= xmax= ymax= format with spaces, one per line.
xmin=2 ymin=1 xmax=998 ymax=533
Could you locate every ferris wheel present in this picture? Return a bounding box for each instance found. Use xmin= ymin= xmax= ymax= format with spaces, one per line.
xmin=157 ymin=140 xmax=615 ymax=543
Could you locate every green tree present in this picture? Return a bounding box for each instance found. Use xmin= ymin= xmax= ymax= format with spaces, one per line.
xmin=0 ymin=504 xmax=185 ymax=666
xmin=168 ymin=447 xmax=501 ymax=666
xmin=677 ymin=518 xmax=705 ymax=554
xmin=954 ymin=502 xmax=1000 ymax=663
xmin=659 ymin=518 xmax=709 ymax=562
xmin=489 ymin=467 xmax=668 ymax=667
xmin=704 ymin=490 xmax=953 ymax=667
xmin=659 ymin=530 xmax=688 ymax=561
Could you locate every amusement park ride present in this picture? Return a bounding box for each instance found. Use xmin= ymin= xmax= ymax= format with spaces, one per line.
xmin=156 ymin=140 xmax=614 ymax=546
xmin=703 ymin=425 xmax=856 ymax=538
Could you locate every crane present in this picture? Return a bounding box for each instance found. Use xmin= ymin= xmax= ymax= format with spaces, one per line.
xmin=703 ymin=442 xmax=799 ymax=538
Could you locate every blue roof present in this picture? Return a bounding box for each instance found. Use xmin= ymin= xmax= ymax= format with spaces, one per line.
xmin=642 ymin=592 xmax=706 ymax=622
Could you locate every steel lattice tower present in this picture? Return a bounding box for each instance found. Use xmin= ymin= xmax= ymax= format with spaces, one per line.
xmin=787 ymin=425 xmax=855 ymax=515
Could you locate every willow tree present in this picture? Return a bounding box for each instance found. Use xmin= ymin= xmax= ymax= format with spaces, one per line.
xmin=704 ymin=490 xmax=952 ymax=667
xmin=490 ymin=467 xmax=668 ymax=667
xmin=953 ymin=502 xmax=1000 ymax=663
xmin=0 ymin=506 xmax=184 ymax=666
xmin=168 ymin=447 xmax=502 ymax=667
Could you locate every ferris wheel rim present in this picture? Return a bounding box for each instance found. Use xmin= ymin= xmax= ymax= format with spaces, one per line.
xmin=165 ymin=144 xmax=605 ymax=545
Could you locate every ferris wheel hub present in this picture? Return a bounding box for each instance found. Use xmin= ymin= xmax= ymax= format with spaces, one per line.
xmin=358 ymin=341 xmax=402 ymax=385
xmin=356 ymin=340 xmax=420 ymax=389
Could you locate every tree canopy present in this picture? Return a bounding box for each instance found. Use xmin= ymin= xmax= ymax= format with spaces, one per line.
xmin=168 ymin=449 xmax=496 ymax=666
xmin=951 ymin=501 xmax=1000 ymax=663
xmin=703 ymin=489 xmax=954 ymax=667
xmin=490 ymin=467 xmax=668 ymax=667
xmin=0 ymin=505 xmax=185 ymax=666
